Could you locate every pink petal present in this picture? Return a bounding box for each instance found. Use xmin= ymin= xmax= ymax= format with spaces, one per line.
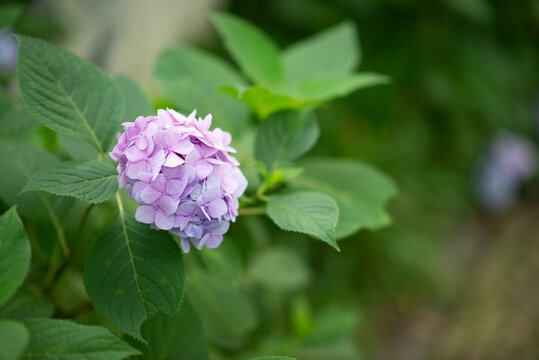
xmin=171 ymin=138 xmax=194 ymax=154
xmin=163 ymin=152 xmax=184 ymax=167
xmin=125 ymin=146 xmax=145 ymax=162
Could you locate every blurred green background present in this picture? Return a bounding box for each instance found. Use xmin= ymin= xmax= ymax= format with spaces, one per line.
xmin=2 ymin=0 xmax=539 ymax=359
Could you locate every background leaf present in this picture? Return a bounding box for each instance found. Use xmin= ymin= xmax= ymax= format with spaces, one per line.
xmin=0 ymin=207 xmax=31 ymax=307
xmin=114 ymin=75 xmax=152 ymax=125
xmin=84 ymin=216 xmax=185 ymax=340
xmin=0 ymin=3 xmax=24 ymax=28
xmin=255 ymin=110 xmax=319 ymax=170
xmin=187 ymin=270 xmax=257 ymax=348
xmin=294 ymin=73 xmax=389 ymax=102
xmin=199 ymin=239 xmax=244 ymax=284
xmin=266 ymin=191 xmax=339 ymax=250
xmin=23 ymin=319 xmax=139 ymax=360
xmin=247 ymin=247 xmax=309 ymax=292
xmin=154 ymin=46 xmax=249 ymax=137
xmin=17 ymin=35 xmax=122 ymax=155
xmin=211 ymin=12 xmax=283 ymax=87
xmin=221 ymin=85 xmax=304 ymax=119
xmin=250 ymin=357 xmax=297 ymax=360
xmin=283 ymin=21 xmax=359 ymax=86
xmin=0 ymin=320 xmax=29 ymax=360
xmin=291 ymin=158 xmax=397 ymax=238
xmin=133 ymin=300 xmax=208 ymax=360
xmin=23 ymin=160 xmax=118 ymax=204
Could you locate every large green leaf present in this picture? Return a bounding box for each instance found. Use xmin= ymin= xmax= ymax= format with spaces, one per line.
xmin=0 ymin=320 xmax=29 ymax=360
xmin=114 ymin=75 xmax=152 ymax=125
xmin=255 ymin=110 xmax=319 ymax=170
xmin=283 ymin=21 xmax=360 ymax=86
xmin=23 ymin=160 xmax=118 ymax=204
xmin=220 ymin=85 xmax=304 ymax=119
xmin=17 ymin=35 xmax=122 ymax=155
xmin=291 ymin=158 xmax=397 ymax=238
xmin=0 ymin=207 xmax=31 ymax=307
xmin=133 ymin=300 xmax=208 ymax=360
xmin=84 ymin=216 xmax=185 ymax=340
xmin=266 ymin=191 xmax=339 ymax=250
xmin=22 ymin=319 xmax=139 ymax=359
xmin=247 ymin=247 xmax=309 ymax=292
xmin=211 ymin=12 xmax=283 ymax=88
xmin=187 ymin=270 xmax=257 ymax=348
xmin=154 ymin=46 xmax=249 ymax=136
xmin=294 ymin=73 xmax=389 ymax=102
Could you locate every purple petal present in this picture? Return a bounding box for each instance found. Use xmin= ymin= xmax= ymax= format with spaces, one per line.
xmin=140 ymin=186 xmax=162 ymax=204
xmin=180 ymin=238 xmax=191 ymax=253
xmin=155 ymin=210 xmax=174 ymax=230
xmin=166 ymin=179 xmax=187 ymax=197
xmin=195 ymin=160 xmax=213 ymax=179
xmin=207 ymin=198 xmax=227 ymax=219
xmin=157 ymin=195 xmax=179 ymax=215
xmin=125 ymin=145 xmax=146 ymax=162
xmin=135 ymin=205 xmax=155 ymax=224
xmin=206 ymin=234 xmax=223 ymax=249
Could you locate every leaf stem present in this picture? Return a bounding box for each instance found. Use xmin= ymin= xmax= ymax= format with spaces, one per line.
xmin=238 ymin=207 xmax=266 ymax=216
xmin=115 ymin=191 xmax=125 ymax=218
xmin=38 ymin=193 xmax=69 ymax=258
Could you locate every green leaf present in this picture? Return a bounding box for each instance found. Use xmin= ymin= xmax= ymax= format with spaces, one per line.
xmin=0 ymin=140 xmax=70 ymax=227
xmin=266 ymin=191 xmax=339 ymax=250
xmin=187 ymin=270 xmax=257 ymax=348
xmin=294 ymin=73 xmax=390 ymax=102
xmin=0 ymin=3 xmax=24 ymax=28
xmin=133 ymin=300 xmax=208 ymax=360
xmin=84 ymin=216 xmax=185 ymax=340
xmin=255 ymin=110 xmax=319 ymax=170
xmin=23 ymin=319 xmax=140 ymax=359
xmin=0 ymin=320 xmax=29 ymax=360
xmin=0 ymin=108 xmax=39 ymax=138
xmin=247 ymin=247 xmax=309 ymax=292
xmin=22 ymin=160 xmax=118 ymax=204
xmin=17 ymin=35 xmax=122 ymax=155
xmin=211 ymin=12 xmax=283 ymax=87
xmin=220 ymin=85 xmax=305 ymax=119
xmin=291 ymin=158 xmax=397 ymax=238
xmin=0 ymin=296 xmax=54 ymax=320
xmin=114 ymin=75 xmax=152 ymax=124
xmin=199 ymin=239 xmax=243 ymax=283
xmin=250 ymin=357 xmax=297 ymax=360
xmin=154 ymin=46 xmax=249 ymax=136
xmin=57 ymin=134 xmax=98 ymax=160
xmin=0 ymin=207 xmax=31 ymax=307
xmin=283 ymin=21 xmax=359 ymax=86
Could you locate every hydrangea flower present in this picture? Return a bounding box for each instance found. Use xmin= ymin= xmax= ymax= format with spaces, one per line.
xmin=110 ymin=109 xmax=247 ymax=252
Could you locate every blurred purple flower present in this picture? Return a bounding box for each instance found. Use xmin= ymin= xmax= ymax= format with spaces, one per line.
xmin=474 ymin=132 xmax=537 ymax=213
xmin=111 ymin=109 xmax=247 ymax=252
xmin=0 ymin=28 xmax=17 ymax=72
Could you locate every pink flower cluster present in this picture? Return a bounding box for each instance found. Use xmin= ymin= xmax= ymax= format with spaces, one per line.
xmin=109 ymin=109 xmax=247 ymax=252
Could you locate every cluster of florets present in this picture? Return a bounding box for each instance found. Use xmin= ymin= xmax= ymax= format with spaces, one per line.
xmin=109 ymin=109 xmax=247 ymax=252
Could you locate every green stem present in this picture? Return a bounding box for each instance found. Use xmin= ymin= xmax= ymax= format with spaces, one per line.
xmin=238 ymin=207 xmax=266 ymax=216
xmin=38 ymin=193 xmax=69 ymax=258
